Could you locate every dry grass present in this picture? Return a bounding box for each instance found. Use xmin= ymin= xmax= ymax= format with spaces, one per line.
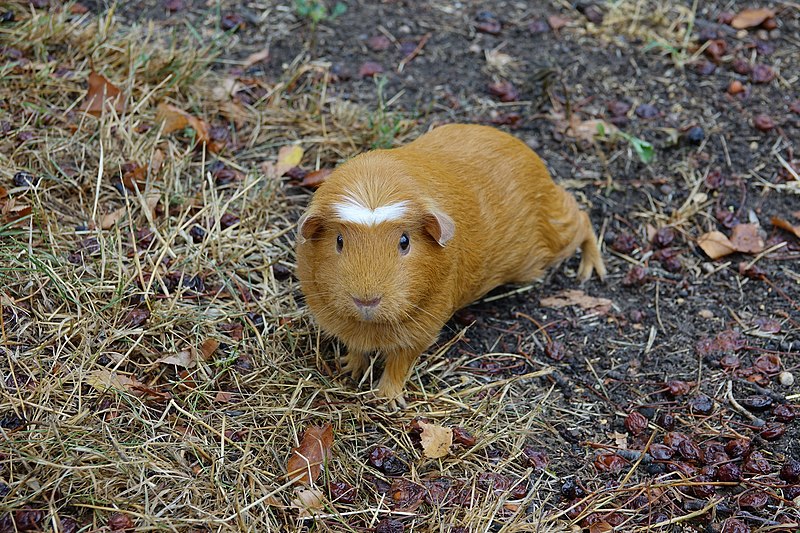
xmin=0 ymin=4 xmax=577 ymax=532
xmin=578 ymin=0 xmax=700 ymax=67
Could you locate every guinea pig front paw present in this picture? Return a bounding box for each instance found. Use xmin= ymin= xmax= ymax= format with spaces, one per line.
xmin=376 ymin=379 xmax=409 ymax=411
xmin=340 ymin=351 xmax=368 ymax=379
xmin=385 ymin=395 xmax=408 ymax=412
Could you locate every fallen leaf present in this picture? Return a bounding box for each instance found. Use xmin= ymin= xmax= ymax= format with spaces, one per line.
xmin=771 ymin=216 xmax=800 ymax=238
xmin=0 ymin=196 xmax=32 ymax=225
xmin=156 ymin=338 xmax=217 ymax=369
xmin=275 ymin=145 xmax=304 ymax=176
xmin=291 ymin=487 xmax=325 ymax=517
xmin=99 ymin=193 xmax=159 ymax=230
xmin=123 ymin=307 xmax=150 ymax=327
xmin=156 ymin=349 xmax=195 ymax=368
xmin=729 ymin=223 xmax=764 ymax=253
xmin=150 ymin=149 xmax=165 ymax=177
xmin=155 ymin=103 xmax=215 ymax=150
xmin=243 ymin=47 xmax=270 ymax=67
xmin=86 ymin=369 xmax=141 ymax=393
xmin=540 ymin=289 xmax=612 ymax=314
xmin=549 ymin=101 xmax=618 ymax=144
xmin=730 ymin=8 xmax=775 ymax=29
xmin=300 ymin=168 xmax=333 ymax=188
xmin=214 ymin=391 xmax=234 ymax=403
xmin=418 ymin=421 xmax=453 ymax=459
xmin=287 ymin=424 xmax=334 ymax=485
xmin=99 ymin=205 xmax=128 ymax=230
xmin=120 ymin=161 xmax=146 ymax=191
xmin=697 ymin=230 xmax=737 ymax=259
xmin=199 ymin=338 xmax=219 ymax=360
xmin=79 ymin=71 xmax=124 ymax=117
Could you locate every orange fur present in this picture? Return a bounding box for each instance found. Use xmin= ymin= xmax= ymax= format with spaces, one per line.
xmin=296 ymin=124 xmax=605 ymax=407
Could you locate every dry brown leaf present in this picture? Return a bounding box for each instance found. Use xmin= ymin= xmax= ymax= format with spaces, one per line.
xmin=729 ymin=223 xmax=764 ymax=253
xmin=731 ymin=8 xmax=775 ymax=29
xmin=156 ymin=339 xmax=218 ymax=369
xmin=540 ymin=289 xmax=613 ymax=315
xmin=198 ymin=338 xmax=219 ymax=360
xmin=771 ymin=216 xmax=800 ymax=239
xmin=79 ymin=71 xmax=124 ymax=117
xmin=291 ymin=487 xmax=324 ymax=517
xmin=156 ymin=350 xmax=195 ymax=368
xmin=418 ymin=421 xmax=453 ymax=459
xmin=156 ymin=102 xmax=191 ymax=134
xmin=99 ymin=194 xmax=159 ymax=229
xmin=144 ymin=193 xmax=160 ymax=215
xmin=155 ymin=103 xmax=213 ymax=149
xmin=214 ymin=391 xmax=234 ymax=403
xmin=697 ymin=231 xmax=737 ymax=259
xmin=287 ymin=424 xmax=333 ymax=485
xmin=549 ymin=106 xmax=617 ymax=144
xmin=86 ymin=369 xmax=141 ymax=393
xmin=1 ymin=196 xmax=32 ymax=225
xmin=99 ymin=205 xmax=128 ymax=230
xmin=150 ymin=149 xmax=165 ymax=177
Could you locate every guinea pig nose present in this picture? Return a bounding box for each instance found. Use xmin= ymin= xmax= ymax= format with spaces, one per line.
xmin=353 ymin=296 xmax=382 ymax=308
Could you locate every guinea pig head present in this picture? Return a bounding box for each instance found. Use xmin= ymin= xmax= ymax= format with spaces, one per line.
xmin=296 ymin=177 xmax=454 ymax=335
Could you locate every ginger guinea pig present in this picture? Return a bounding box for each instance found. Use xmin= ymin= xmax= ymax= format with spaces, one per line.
xmin=296 ymin=124 xmax=606 ymax=409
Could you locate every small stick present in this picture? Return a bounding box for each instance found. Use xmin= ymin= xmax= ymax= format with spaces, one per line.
xmin=638 ymin=497 xmax=723 ymax=531
xmin=725 ymin=381 xmax=766 ymax=427
xmin=397 ymin=33 xmax=431 ymax=72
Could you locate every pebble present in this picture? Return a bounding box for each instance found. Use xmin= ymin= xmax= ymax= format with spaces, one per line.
xmin=685 ymin=126 xmax=705 ymax=144
xmin=698 ymin=309 xmax=714 ymax=319
xmin=779 ymin=372 xmax=795 ymax=387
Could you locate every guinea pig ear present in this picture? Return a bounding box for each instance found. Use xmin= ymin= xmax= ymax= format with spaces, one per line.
xmin=296 ymin=210 xmax=322 ymax=244
xmin=423 ymin=208 xmax=455 ymax=247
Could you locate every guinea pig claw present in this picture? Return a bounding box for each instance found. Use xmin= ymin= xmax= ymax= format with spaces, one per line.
xmin=385 ymin=395 xmax=408 ymax=412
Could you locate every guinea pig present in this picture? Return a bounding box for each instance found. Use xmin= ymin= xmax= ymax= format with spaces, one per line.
xmin=295 ymin=124 xmax=606 ymax=409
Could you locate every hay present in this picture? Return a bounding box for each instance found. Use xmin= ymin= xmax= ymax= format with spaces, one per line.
xmin=0 ymin=3 xmax=575 ymax=531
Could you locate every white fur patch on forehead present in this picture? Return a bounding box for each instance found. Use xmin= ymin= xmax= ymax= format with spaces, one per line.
xmin=333 ymin=197 xmax=408 ymax=226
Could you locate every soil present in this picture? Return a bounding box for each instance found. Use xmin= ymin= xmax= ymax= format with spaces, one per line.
xmin=11 ymin=0 xmax=800 ymax=530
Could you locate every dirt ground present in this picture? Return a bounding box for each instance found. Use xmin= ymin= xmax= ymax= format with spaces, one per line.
xmin=1 ymin=0 xmax=799 ymax=531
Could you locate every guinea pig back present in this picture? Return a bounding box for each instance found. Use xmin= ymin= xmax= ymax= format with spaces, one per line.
xmin=295 ymin=124 xmax=605 ymax=408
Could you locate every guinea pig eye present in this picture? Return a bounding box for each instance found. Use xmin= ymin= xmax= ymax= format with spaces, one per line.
xmin=336 ymin=234 xmax=343 ymax=253
xmin=399 ymin=233 xmax=410 ymax=255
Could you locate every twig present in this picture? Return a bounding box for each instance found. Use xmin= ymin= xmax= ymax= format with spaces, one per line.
xmin=397 ymin=32 xmax=431 ymax=72
xmin=636 ymin=497 xmax=723 ymax=531
xmin=725 ymin=381 xmax=766 ymax=427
